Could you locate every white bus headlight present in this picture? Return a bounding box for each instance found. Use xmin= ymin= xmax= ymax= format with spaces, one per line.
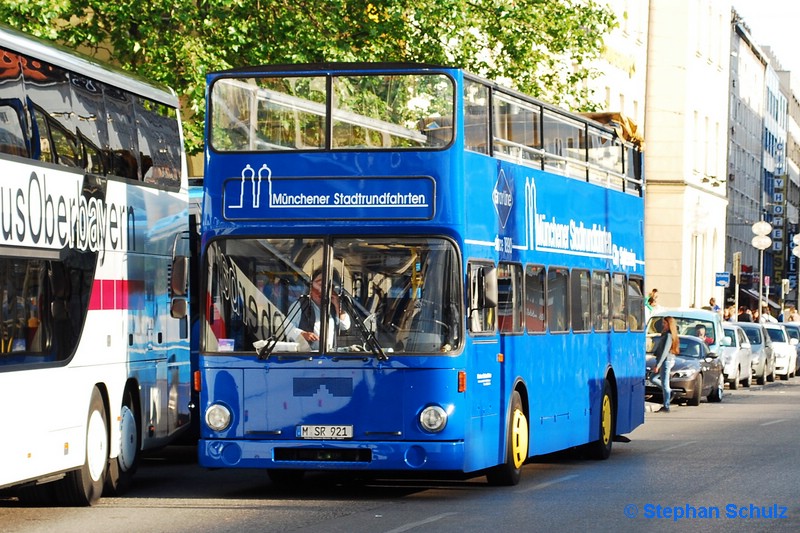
xmin=419 ymin=405 xmax=447 ymax=433
xmin=205 ymin=403 xmax=232 ymax=432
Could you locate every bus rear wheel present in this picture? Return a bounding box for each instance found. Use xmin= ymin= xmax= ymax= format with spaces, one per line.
xmin=587 ymin=380 xmax=615 ymax=460
xmin=53 ymin=387 xmax=109 ymax=506
xmin=486 ymin=390 xmax=528 ymax=486
xmin=105 ymin=389 xmax=140 ymax=495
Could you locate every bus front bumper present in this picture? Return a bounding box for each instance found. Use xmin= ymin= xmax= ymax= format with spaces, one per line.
xmin=198 ymin=439 xmax=466 ymax=471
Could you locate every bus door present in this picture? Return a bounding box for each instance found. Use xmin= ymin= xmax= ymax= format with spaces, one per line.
xmin=465 ymin=260 xmax=503 ymax=470
xmin=125 ymin=249 xmax=167 ymax=440
xmin=166 ymin=233 xmax=191 ymax=435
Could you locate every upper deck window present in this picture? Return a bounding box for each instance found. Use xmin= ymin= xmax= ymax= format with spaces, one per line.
xmin=209 ymin=73 xmax=454 ymax=152
xmin=0 ymin=44 xmax=182 ymax=188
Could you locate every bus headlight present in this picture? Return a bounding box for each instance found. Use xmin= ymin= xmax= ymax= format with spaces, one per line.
xmin=205 ymin=403 xmax=232 ymax=432
xmin=419 ymin=405 xmax=447 ymax=433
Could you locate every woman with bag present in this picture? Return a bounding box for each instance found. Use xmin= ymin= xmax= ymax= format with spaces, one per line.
xmin=651 ymin=316 xmax=680 ymax=413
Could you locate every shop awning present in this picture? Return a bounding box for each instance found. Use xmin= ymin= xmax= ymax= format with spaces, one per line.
xmin=740 ymin=288 xmax=781 ymax=310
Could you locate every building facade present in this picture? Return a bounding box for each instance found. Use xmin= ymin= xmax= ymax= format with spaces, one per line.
xmin=588 ymin=0 xmax=649 ymax=129
xmin=642 ymin=0 xmax=732 ymax=309
xmin=725 ymin=15 xmax=767 ymax=309
xmin=778 ymin=70 xmax=800 ymax=303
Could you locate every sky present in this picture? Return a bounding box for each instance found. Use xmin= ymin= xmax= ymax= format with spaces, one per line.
xmin=732 ymin=0 xmax=800 ymax=74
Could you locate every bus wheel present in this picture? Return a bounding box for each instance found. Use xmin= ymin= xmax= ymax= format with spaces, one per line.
xmin=587 ymin=381 xmax=615 ymax=460
xmin=267 ymin=469 xmax=305 ymax=487
xmin=54 ymin=387 xmax=109 ymax=506
xmin=486 ymin=390 xmax=528 ymax=486
xmin=105 ymin=390 xmax=140 ymax=495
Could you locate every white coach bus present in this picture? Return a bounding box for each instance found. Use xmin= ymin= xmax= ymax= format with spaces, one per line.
xmin=0 ymin=23 xmax=191 ymax=505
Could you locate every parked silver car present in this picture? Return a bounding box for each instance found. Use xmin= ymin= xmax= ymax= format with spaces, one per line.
xmin=763 ymin=323 xmax=798 ymax=380
xmin=737 ymin=322 xmax=776 ymax=385
xmin=721 ymin=324 xmax=752 ymax=389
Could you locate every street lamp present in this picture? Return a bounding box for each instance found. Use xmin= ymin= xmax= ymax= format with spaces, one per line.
xmin=752 ymin=220 xmax=773 ymax=319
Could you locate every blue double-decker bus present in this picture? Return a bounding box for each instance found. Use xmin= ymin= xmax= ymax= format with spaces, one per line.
xmin=197 ymin=63 xmax=645 ymax=485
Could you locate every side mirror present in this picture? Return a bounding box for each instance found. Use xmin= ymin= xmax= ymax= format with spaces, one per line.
xmin=706 ymin=352 xmax=718 ymax=359
xmin=742 ymin=342 xmax=751 ymax=349
xmin=170 ymin=297 xmax=187 ymax=319
xmin=171 ymin=256 xmax=189 ymax=297
xmin=790 ymin=338 xmax=799 ymax=346
xmin=721 ymin=335 xmax=732 ymax=347
xmin=169 ymin=254 xmax=189 ymax=319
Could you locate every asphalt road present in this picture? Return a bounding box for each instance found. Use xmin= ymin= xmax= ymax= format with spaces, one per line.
xmin=2 ymin=378 xmax=799 ymax=533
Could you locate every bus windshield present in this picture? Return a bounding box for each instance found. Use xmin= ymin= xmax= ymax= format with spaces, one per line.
xmin=203 ymin=236 xmax=461 ymax=355
xmin=209 ymin=72 xmax=455 ymax=151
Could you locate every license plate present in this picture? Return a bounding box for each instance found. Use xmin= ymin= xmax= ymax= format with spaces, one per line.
xmin=297 ymin=425 xmax=353 ymax=439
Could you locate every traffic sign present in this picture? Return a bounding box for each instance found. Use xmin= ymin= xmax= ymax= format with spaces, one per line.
xmin=715 ymin=272 xmax=731 ymax=288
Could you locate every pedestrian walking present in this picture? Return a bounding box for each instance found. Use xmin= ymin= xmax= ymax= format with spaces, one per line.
xmin=651 ymin=316 xmax=680 ymax=413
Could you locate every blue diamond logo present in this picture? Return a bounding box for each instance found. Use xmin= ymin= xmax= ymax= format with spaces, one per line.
xmin=493 ymin=169 xmax=513 ymax=229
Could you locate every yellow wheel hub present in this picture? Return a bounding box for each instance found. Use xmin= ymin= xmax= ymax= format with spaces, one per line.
xmin=510 ymin=408 xmax=528 ymax=468
xmin=600 ymin=394 xmax=612 ymax=446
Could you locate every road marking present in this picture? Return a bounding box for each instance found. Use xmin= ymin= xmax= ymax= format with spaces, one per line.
xmin=384 ymin=512 xmax=458 ymax=532
xmin=760 ymin=419 xmax=786 ymax=426
xmin=516 ymin=474 xmax=579 ymax=493
xmin=660 ymin=440 xmax=698 ymax=452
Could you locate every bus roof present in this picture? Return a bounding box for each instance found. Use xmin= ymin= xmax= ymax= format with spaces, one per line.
xmin=208 ymin=62 xmax=644 ymax=151
xmin=214 ymin=62 xmax=451 ymax=76
xmin=0 ymin=23 xmax=178 ymax=107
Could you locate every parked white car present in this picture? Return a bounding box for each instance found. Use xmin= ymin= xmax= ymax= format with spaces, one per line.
xmin=781 ymin=322 xmax=800 ymax=364
xmin=647 ymin=308 xmax=730 ymax=354
xmin=720 ymin=324 xmax=752 ymax=389
xmin=763 ymin=323 xmax=798 ymax=380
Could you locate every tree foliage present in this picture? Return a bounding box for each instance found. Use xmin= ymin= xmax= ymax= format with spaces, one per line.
xmin=0 ymin=0 xmax=616 ymax=156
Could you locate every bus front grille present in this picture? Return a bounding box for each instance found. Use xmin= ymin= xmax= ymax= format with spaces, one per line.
xmin=274 ymin=448 xmax=372 ymax=463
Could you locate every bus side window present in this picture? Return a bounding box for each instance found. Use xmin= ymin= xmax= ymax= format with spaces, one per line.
xmin=547 ymin=267 xmax=569 ymax=332
xmin=79 ymin=131 xmax=106 ymax=175
xmin=525 ymin=264 xmax=546 ymax=333
xmin=0 ymin=101 xmax=28 ymax=157
xmin=463 ymin=80 xmax=488 ymax=154
xmin=611 ymin=272 xmax=627 ymax=331
xmin=22 ymin=55 xmax=78 ymax=169
xmin=137 ymin=96 xmax=181 ymax=189
xmin=31 ymin=105 xmax=53 ymax=163
xmin=71 ymin=74 xmax=109 ymax=175
xmin=105 ymin=85 xmax=140 ymax=180
xmin=467 ymin=261 xmax=496 ymax=334
xmin=571 ymin=268 xmax=591 ymax=332
xmin=49 ymin=118 xmax=80 ymax=168
xmin=0 ymin=49 xmax=30 ymax=157
xmin=498 ymin=262 xmax=524 ymax=334
xmin=628 ymin=276 xmax=644 ymax=331
xmin=592 ymin=270 xmax=610 ymax=331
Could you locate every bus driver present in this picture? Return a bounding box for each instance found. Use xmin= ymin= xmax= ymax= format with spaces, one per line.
xmin=285 ymin=269 xmax=351 ymax=350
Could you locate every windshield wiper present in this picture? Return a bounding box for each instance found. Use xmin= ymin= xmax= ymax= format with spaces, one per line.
xmin=338 ymin=289 xmax=388 ymax=361
xmin=254 ymin=295 xmax=307 ymax=360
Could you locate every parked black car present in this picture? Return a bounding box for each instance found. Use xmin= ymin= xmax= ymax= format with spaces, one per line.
xmin=646 ymin=335 xmax=724 ymax=406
